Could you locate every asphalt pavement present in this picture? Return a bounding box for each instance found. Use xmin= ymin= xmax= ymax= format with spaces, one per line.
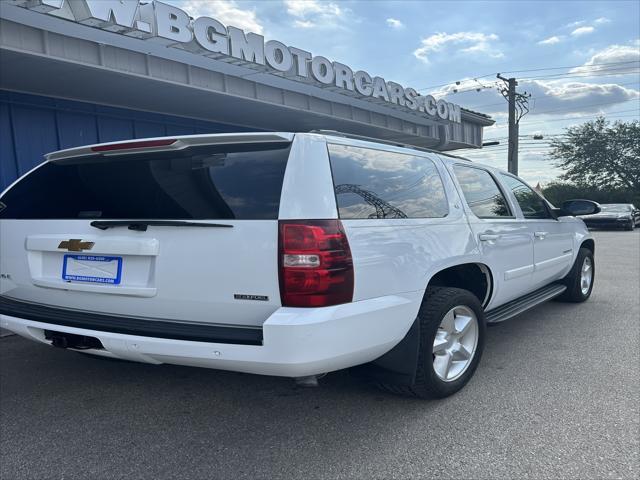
xmin=1 ymin=230 xmax=638 ymax=479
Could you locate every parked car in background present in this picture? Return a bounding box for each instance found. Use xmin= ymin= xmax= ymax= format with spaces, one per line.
xmin=578 ymin=203 xmax=639 ymax=231
xmin=0 ymin=132 xmax=599 ymax=399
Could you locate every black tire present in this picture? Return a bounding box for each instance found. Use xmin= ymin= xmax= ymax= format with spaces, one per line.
xmin=378 ymin=287 xmax=486 ymax=399
xmin=556 ymin=247 xmax=594 ymax=302
xmin=624 ymin=222 xmax=634 ymax=231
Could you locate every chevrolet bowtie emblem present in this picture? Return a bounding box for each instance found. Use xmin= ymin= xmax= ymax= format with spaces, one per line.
xmin=58 ymin=239 xmax=95 ymax=252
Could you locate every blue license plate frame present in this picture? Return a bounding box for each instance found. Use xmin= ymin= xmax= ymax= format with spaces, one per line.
xmin=62 ymin=254 xmax=123 ymax=285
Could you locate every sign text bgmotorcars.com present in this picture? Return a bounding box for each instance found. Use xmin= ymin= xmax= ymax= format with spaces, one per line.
xmin=28 ymin=0 xmax=462 ymax=123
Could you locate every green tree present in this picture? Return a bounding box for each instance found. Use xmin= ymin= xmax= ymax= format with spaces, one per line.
xmin=548 ymin=117 xmax=640 ymax=192
xmin=542 ymin=181 xmax=640 ymax=206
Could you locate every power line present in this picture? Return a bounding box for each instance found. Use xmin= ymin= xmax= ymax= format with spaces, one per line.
xmin=478 ymin=98 xmax=640 ymax=122
xmin=436 ymin=76 xmax=639 ymax=103
xmin=468 ymin=80 xmax=640 ymax=110
xmin=480 ymin=115 xmax=640 ymax=145
xmin=499 ymin=60 xmax=640 ymax=75
xmin=520 ymin=68 xmax=640 ymax=81
xmin=529 ymin=99 xmax=640 ymax=116
xmin=519 ymin=110 xmax=639 ymax=126
xmin=483 ymin=134 xmax=569 ymax=141
xmin=414 ymin=74 xmax=496 ymax=92
xmin=463 ymin=148 xmax=555 ymax=154
xmin=413 ymin=60 xmax=640 ymax=92
xmin=444 ymin=83 xmax=499 ymax=95
xmin=470 ymin=141 xmax=559 ymax=148
xmin=491 ymin=108 xmax=639 ymax=127
xmin=471 ymin=143 xmax=556 ymax=149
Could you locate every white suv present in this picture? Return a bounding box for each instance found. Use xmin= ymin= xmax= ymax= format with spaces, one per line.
xmin=0 ymin=132 xmax=598 ymax=398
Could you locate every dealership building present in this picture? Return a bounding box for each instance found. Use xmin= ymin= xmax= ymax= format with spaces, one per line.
xmin=0 ymin=0 xmax=493 ymax=190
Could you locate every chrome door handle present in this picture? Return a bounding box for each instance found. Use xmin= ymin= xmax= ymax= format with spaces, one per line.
xmin=479 ymin=233 xmax=500 ymax=241
xmin=534 ymin=231 xmax=548 ymax=239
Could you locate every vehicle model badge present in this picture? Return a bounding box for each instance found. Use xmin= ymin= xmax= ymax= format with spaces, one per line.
xmin=234 ymin=294 xmax=269 ymax=301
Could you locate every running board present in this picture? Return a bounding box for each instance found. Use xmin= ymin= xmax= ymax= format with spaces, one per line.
xmin=485 ymin=283 xmax=567 ymax=324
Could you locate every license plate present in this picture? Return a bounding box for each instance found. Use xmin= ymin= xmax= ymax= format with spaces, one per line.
xmin=62 ymin=254 xmax=122 ymax=285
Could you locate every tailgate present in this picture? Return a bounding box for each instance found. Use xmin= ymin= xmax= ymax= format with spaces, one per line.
xmin=0 ymin=136 xmax=292 ymax=328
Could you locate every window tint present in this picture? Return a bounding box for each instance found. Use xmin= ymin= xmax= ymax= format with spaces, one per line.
xmin=0 ymin=143 xmax=291 ymax=220
xmin=328 ymin=144 xmax=448 ymax=219
xmin=453 ymin=165 xmax=511 ymax=218
xmin=500 ymin=174 xmax=551 ymax=219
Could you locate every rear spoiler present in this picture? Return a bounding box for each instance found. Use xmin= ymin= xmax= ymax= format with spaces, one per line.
xmin=46 ymin=132 xmax=294 ymax=163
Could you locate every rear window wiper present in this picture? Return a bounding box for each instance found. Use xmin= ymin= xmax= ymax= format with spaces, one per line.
xmin=90 ymin=220 xmax=234 ymax=231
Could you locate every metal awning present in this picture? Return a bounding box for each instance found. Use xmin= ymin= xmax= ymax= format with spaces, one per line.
xmin=0 ymin=4 xmax=493 ymax=151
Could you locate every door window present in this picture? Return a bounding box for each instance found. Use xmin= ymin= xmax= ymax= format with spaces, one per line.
xmin=452 ymin=165 xmax=512 ymax=218
xmin=500 ymin=174 xmax=552 ymax=219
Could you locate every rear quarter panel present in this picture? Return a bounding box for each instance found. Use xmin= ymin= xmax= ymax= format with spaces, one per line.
xmin=278 ymin=135 xmax=482 ymax=307
xmin=278 ymin=134 xmax=338 ymax=220
xmin=339 ymin=152 xmax=479 ymax=302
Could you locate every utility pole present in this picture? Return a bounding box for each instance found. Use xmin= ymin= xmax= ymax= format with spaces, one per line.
xmin=505 ymin=76 xmax=518 ymax=175
xmin=497 ymin=74 xmax=530 ymax=175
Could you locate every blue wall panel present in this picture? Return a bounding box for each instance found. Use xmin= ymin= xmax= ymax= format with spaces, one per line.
xmin=134 ymin=121 xmax=167 ymax=139
xmin=0 ymin=90 xmax=254 ymax=190
xmin=57 ymin=111 xmax=99 ymax=149
xmin=96 ymin=116 xmax=134 ymax=143
xmin=165 ymin=124 xmax=196 ymax=136
xmin=11 ymin=105 xmax=59 ymax=176
xmin=0 ymin=103 xmax=18 ymax=186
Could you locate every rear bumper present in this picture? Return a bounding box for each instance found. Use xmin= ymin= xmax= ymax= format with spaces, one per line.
xmin=0 ymin=292 xmax=421 ymax=377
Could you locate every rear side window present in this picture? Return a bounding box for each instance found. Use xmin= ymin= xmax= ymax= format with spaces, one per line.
xmin=0 ymin=143 xmax=291 ymax=220
xmin=453 ymin=165 xmax=512 ymax=218
xmin=328 ymin=144 xmax=448 ymax=219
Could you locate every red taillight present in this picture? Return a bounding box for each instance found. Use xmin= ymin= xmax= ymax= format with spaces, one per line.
xmin=278 ymin=220 xmax=354 ymax=307
xmin=91 ymin=139 xmax=176 ymax=152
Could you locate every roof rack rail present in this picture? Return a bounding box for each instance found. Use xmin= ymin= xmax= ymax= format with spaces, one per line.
xmin=307 ymin=130 xmax=472 ymax=162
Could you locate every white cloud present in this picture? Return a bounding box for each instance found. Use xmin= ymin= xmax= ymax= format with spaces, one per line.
xmin=570 ymin=44 xmax=640 ymax=74
xmin=431 ymin=77 xmax=638 ymax=117
xmin=413 ymin=32 xmax=502 ymax=63
xmin=566 ymin=20 xmax=585 ymax=28
xmin=571 ymin=26 xmax=595 ymax=36
xmin=538 ymin=35 xmax=563 ymax=45
xmin=386 ymin=18 xmax=404 ymax=29
xmin=594 ymin=17 xmax=611 ymax=25
xmin=179 ymin=0 xmax=263 ymax=34
xmin=285 ymin=0 xmax=342 ymax=17
xmin=284 ymin=0 xmax=343 ymax=28
xmin=294 ymin=20 xmax=314 ymax=29
xmin=530 ymin=81 xmax=639 ymax=107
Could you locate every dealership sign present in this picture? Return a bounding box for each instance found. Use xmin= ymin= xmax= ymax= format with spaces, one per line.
xmin=21 ymin=0 xmax=462 ymax=123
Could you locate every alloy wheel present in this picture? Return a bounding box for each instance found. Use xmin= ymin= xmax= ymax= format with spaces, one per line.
xmin=432 ymin=306 xmax=479 ymax=382
xmin=580 ymin=256 xmax=593 ymax=295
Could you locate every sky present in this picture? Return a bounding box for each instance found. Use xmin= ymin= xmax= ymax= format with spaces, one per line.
xmin=170 ymin=0 xmax=640 ymax=184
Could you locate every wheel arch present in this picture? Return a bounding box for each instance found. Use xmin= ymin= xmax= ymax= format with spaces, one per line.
xmin=351 ymin=262 xmax=493 ymax=387
xmin=580 ymin=238 xmax=595 ymax=255
xmin=426 ymin=262 xmax=494 ymax=308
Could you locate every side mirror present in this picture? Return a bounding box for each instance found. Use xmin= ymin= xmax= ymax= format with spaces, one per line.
xmin=560 ymin=199 xmax=601 ymax=216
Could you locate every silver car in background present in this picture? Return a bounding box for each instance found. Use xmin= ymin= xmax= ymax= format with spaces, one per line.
xmin=579 ymin=203 xmax=639 ymax=231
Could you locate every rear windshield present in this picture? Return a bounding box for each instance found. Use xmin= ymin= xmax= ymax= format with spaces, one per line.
xmin=0 ymin=143 xmax=291 ymax=220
